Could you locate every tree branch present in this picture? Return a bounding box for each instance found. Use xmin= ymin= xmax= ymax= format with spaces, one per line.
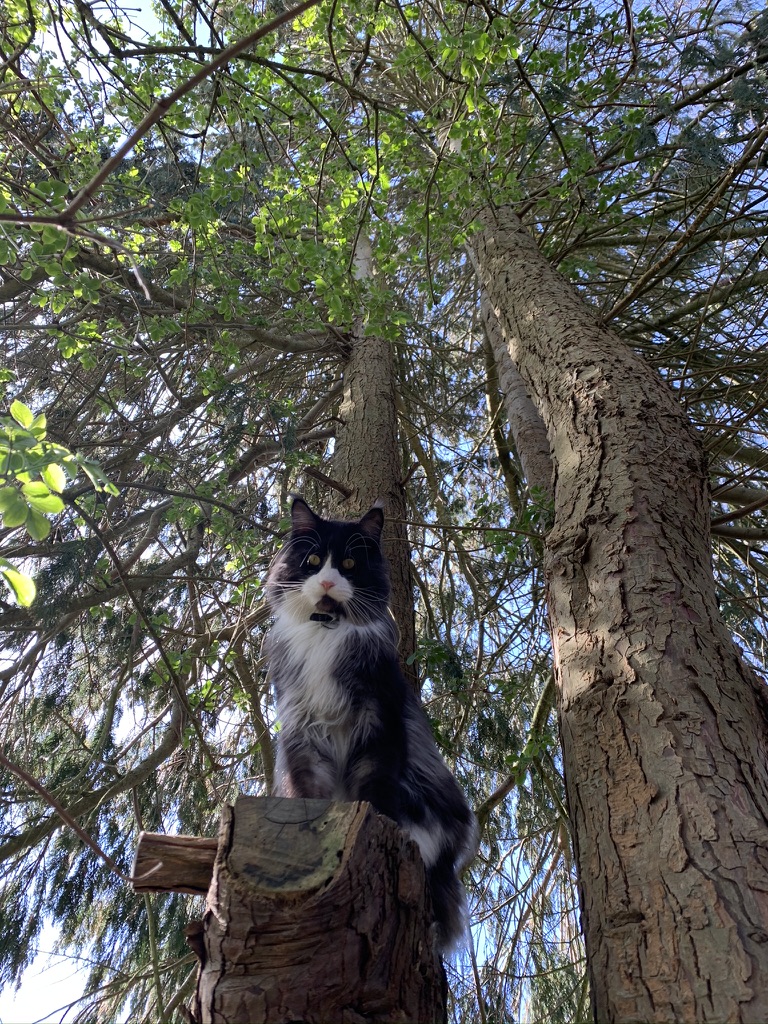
xmin=62 ymin=0 xmax=323 ymax=221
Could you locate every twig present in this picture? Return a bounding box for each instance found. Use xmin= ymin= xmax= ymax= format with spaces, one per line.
xmin=0 ymin=748 xmax=161 ymax=884
xmin=605 ymin=122 xmax=768 ymax=322
xmin=61 ymin=0 xmax=322 ymax=222
xmin=304 ymin=466 xmax=353 ymax=498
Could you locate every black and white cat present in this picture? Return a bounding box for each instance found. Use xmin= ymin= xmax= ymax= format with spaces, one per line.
xmin=265 ymin=497 xmax=478 ymax=952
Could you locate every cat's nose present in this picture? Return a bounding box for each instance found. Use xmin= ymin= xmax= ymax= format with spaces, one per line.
xmin=320 ymin=580 xmax=335 ymax=591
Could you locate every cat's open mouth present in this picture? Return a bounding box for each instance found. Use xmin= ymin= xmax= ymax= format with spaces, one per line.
xmin=310 ymin=594 xmax=344 ymax=626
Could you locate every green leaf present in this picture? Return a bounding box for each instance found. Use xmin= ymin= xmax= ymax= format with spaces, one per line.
xmin=0 ymin=486 xmax=19 ymax=512
xmin=78 ymin=458 xmax=119 ymax=495
xmin=22 ymin=481 xmax=65 ymax=514
xmin=9 ymin=400 xmax=33 ymax=428
xmin=41 ymin=463 xmax=67 ymax=493
xmin=25 ymin=507 xmax=52 ymax=540
xmin=0 ymin=559 xmax=36 ymax=606
xmin=0 ymin=486 xmax=29 ymax=527
xmin=29 ymin=413 xmax=47 ymax=439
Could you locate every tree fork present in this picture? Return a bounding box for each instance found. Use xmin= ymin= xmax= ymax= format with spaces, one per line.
xmin=133 ymin=796 xmax=446 ymax=1024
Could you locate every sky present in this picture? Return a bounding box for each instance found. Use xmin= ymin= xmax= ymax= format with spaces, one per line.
xmin=0 ymin=924 xmax=86 ymax=1024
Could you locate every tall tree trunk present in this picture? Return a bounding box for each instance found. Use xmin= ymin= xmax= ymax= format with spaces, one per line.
xmin=329 ymin=324 xmax=417 ymax=690
xmin=480 ymin=293 xmax=553 ymax=502
xmin=471 ymin=206 xmax=768 ymax=1022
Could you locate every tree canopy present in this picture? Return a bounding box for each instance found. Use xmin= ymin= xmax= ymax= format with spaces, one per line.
xmin=1 ymin=0 xmax=768 ymax=1020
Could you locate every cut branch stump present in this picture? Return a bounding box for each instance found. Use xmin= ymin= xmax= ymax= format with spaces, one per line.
xmin=133 ymin=795 xmax=446 ymax=1023
xmin=133 ymin=831 xmax=217 ymax=894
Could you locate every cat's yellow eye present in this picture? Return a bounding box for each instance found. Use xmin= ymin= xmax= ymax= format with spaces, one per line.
xmin=307 ymin=554 xmax=321 ymax=566
xmin=342 ymin=557 xmax=355 ymax=570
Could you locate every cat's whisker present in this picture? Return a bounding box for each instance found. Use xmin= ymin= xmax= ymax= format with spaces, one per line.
xmin=344 ymin=595 xmax=386 ymax=625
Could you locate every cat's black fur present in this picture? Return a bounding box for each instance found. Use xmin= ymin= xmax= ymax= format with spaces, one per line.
xmin=265 ymin=497 xmax=478 ymax=952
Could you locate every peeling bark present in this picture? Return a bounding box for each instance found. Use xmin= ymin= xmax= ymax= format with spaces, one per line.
xmin=471 ymin=206 xmax=768 ymax=1023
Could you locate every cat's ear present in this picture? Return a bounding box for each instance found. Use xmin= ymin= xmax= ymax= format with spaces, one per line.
xmin=359 ymin=503 xmax=384 ymax=542
xmin=291 ymin=497 xmax=320 ymax=533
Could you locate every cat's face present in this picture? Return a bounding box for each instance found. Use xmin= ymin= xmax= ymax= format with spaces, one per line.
xmin=266 ymin=498 xmax=390 ymax=625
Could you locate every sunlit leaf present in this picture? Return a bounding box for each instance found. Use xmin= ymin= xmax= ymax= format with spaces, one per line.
xmin=0 ymin=486 xmax=28 ymax=527
xmin=0 ymin=560 xmax=36 ymax=606
xmin=9 ymin=400 xmax=33 ymax=429
xmin=41 ymin=463 xmax=67 ymax=493
xmin=21 ymin=481 xmax=65 ymax=514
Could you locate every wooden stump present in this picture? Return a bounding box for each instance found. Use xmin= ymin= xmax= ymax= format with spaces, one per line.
xmin=133 ymin=796 xmax=446 ymax=1023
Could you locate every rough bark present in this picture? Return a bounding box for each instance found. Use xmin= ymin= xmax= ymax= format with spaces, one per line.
xmin=329 ymin=326 xmax=417 ymax=690
xmin=188 ymin=796 xmax=445 ymax=1024
xmin=471 ymin=206 xmax=768 ymax=1022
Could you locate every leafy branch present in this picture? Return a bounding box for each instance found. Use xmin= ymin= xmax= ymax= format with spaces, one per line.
xmin=0 ymin=399 xmax=118 ymax=604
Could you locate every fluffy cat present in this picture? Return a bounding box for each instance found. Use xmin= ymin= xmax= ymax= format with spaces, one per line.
xmin=265 ymin=497 xmax=478 ymax=952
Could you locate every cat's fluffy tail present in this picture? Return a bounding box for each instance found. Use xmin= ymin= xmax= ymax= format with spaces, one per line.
xmin=427 ymin=813 xmax=479 ymax=953
xmin=428 ymin=854 xmax=472 ymax=953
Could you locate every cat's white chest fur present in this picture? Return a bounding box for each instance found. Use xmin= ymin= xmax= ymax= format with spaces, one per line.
xmin=271 ymin=615 xmax=353 ymax=728
xmin=271 ymin=615 xmax=386 ymax=791
xmin=270 ymin=613 xmax=390 ymax=730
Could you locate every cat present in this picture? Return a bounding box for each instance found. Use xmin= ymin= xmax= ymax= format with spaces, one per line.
xmin=264 ymin=496 xmax=479 ymax=952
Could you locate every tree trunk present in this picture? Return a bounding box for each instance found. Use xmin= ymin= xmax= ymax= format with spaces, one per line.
xmin=329 ymin=325 xmax=417 ymax=690
xmin=480 ymin=292 xmax=553 ymax=502
xmin=471 ymin=206 xmax=768 ymax=1022
xmin=183 ymin=796 xmax=445 ymax=1024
